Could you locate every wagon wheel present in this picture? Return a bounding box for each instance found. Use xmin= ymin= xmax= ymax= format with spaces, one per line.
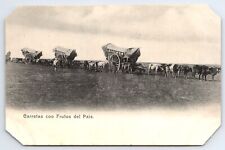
xmin=25 ymin=54 xmax=33 ymax=63
xmin=109 ymin=54 xmax=120 ymax=72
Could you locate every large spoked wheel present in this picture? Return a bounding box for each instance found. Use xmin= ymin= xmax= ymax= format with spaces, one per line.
xmin=109 ymin=54 xmax=120 ymax=72
xmin=25 ymin=54 xmax=34 ymax=63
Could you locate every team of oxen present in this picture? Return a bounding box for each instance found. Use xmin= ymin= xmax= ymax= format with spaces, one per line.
xmin=81 ymin=62 xmax=220 ymax=81
xmin=147 ymin=63 xmax=220 ymax=81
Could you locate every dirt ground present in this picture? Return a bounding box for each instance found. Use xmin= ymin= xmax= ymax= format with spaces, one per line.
xmin=6 ymin=63 xmax=221 ymax=110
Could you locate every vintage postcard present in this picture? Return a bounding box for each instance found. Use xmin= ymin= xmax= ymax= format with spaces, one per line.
xmin=5 ymin=5 xmax=221 ymax=145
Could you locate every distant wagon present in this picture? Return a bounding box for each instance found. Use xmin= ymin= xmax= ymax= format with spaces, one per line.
xmin=5 ymin=51 xmax=11 ymax=63
xmin=53 ymin=46 xmax=77 ymax=67
xmin=102 ymin=43 xmax=141 ymax=73
xmin=21 ymin=48 xmax=42 ymax=63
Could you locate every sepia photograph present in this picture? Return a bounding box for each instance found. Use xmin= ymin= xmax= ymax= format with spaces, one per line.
xmin=5 ymin=5 xmax=221 ymax=145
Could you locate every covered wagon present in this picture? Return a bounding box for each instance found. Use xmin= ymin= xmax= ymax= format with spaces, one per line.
xmin=5 ymin=51 xmax=11 ymax=63
xmin=53 ymin=46 xmax=77 ymax=67
xmin=102 ymin=43 xmax=141 ymax=73
xmin=21 ymin=48 xmax=42 ymax=63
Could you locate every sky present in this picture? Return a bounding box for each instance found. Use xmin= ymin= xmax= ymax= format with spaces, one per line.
xmin=5 ymin=5 xmax=221 ymax=65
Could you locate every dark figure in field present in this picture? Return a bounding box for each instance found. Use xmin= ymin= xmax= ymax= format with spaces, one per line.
xmin=95 ymin=62 xmax=99 ymax=72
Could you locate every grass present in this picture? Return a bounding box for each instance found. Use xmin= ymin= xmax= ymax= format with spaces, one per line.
xmin=6 ymin=63 xmax=221 ymax=110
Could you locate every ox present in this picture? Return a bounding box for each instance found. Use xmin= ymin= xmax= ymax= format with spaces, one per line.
xmin=148 ymin=64 xmax=162 ymax=75
xmin=192 ymin=65 xmax=217 ymax=81
xmin=192 ymin=65 xmax=204 ymax=80
xmin=88 ymin=61 xmax=98 ymax=71
xmin=180 ymin=65 xmax=192 ymax=79
xmin=209 ymin=66 xmax=220 ymax=80
xmin=98 ymin=61 xmax=108 ymax=72
xmin=166 ymin=64 xmax=181 ymax=78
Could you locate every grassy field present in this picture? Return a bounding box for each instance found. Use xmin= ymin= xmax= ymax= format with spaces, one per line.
xmin=6 ymin=63 xmax=221 ymax=110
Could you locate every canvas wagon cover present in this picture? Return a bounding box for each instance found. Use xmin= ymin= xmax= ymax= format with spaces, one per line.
xmin=102 ymin=43 xmax=141 ymax=60
xmin=53 ymin=46 xmax=76 ymax=56
xmin=21 ymin=48 xmax=42 ymax=58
